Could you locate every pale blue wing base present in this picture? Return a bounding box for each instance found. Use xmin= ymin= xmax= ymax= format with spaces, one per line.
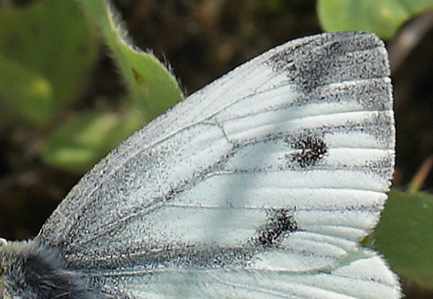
xmin=36 ymin=32 xmax=400 ymax=298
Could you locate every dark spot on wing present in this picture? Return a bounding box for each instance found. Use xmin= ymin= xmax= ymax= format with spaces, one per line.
xmin=287 ymin=135 xmax=328 ymax=168
xmin=266 ymin=33 xmax=387 ymax=92
xmin=255 ymin=209 xmax=298 ymax=247
xmin=268 ymin=40 xmax=344 ymax=91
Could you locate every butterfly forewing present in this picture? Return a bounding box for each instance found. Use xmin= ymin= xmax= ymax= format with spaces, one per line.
xmin=37 ymin=32 xmax=399 ymax=298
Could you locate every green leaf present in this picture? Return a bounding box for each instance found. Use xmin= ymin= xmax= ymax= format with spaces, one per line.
xmin=0 ymin=0 xmax=99 ymax=124
xmin=370 ymin=190 xmax=433 ymax=290
xmin=42 ymin=102 xmax=145 ymax=173
xmin=0 ymin=56 xmax=54 ymax=124
xmin=78 ymin=0 xmax=183 ymax=120
xmin=317 ymin=0 xmax=433 ymax=39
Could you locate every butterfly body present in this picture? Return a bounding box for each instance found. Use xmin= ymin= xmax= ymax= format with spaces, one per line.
xmin=0 ymin=32 xmax=400 ymax=298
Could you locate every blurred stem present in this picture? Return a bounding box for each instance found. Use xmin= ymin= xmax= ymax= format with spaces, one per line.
xmin=408 ymin=155 xmax=433 ymax=194
xmin=388 ymin=11 xmax=433 ymax=74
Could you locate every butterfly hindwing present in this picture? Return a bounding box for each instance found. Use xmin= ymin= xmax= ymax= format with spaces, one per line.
xmin=37 ymin=32 xmax=399 ymax=298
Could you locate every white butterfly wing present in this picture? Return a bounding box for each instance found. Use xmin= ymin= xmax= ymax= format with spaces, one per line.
xmin=37 ymin=32 xmax=400 ymax=298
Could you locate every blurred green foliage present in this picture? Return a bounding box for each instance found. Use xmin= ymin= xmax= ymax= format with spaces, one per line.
xmin=42 ymin=98 xmax=144 ymax=172
xmin=0 ymin=0 xmax=183 ymax=173
xmin=79 ymin=0 xmax=184 ymax=120
xmin=371 ymin=191 xmax=433 ymax=290
xmin=318 ymin=0 xmax=433 ymax=39
xmin=0 ymin=0 xmax=99 ymax=124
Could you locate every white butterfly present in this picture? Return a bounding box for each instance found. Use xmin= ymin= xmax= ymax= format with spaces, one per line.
xmin=0 ymin=32 xmax=400 ymax=299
